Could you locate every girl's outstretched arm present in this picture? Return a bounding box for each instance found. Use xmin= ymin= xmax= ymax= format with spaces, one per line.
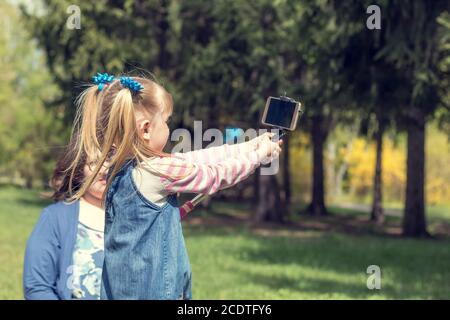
xmin=158 ymin=152 xmax=260 ymax=195
xmin=146 ymin=135 xmax=280 ymax=195
xmin=172 ymin=132 xmax=275 ymax=165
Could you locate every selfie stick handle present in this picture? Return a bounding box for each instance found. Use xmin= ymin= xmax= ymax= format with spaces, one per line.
xmin=180 ymin=193 xmax=208 ymax=219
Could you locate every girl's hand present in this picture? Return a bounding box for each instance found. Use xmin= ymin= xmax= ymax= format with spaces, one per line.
xmin=252 ymin=132 xmax=275 ymax=148
xmin=255 ymin=133 xmax=283 ymax=164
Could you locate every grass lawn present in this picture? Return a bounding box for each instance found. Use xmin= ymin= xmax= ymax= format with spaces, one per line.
xmin=0 ymin=185 xmax=449 ymax=299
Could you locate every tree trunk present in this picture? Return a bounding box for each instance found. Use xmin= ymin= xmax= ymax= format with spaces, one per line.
xmin=254 ymin=172 xmax=284 ymax=222
xmin=156 ymin=0 xmax=170 ymax=70
xmin=402 ymin=107 xmax=429 ymax=237
xmin=25 ymin=176 xmax=33 ymax=189
xmin=282 ymin=134 xmax=291 ymax=210
xmin=253 ymin=168 xmax=260 ymax=205
xmin=335 ymin=161 xmax=348 ymax=197
xmin=371 ymin=118 xmax=384 ymax=224
xmin=307 ymin=114 xmax=328 ymax=216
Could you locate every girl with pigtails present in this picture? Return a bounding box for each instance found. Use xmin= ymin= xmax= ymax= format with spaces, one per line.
xmin=66 ymin=73 xmax=282 ymax=300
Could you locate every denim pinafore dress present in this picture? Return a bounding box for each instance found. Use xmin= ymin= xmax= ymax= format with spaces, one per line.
xmin=100 ymin=160 xmax=192 ymax=300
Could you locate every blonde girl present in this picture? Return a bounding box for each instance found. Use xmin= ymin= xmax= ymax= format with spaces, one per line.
xmin=66 ymin=73 xmax=282 ymax=300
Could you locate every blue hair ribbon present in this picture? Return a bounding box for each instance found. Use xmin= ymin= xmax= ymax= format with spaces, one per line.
xmin=92 ymin=72 xmax=115 ymax=91
xmin=119 ymin=76 xmax=144 ymax=93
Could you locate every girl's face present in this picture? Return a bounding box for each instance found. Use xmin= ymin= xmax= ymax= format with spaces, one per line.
xmin=83 ymin=160 xmax=108 ymax=201
xmin=138 ymin=109 xmax=171 ymax=153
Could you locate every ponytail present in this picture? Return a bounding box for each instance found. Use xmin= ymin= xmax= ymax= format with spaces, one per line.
xmin=66 ymin=85 xmax=100 ymax=200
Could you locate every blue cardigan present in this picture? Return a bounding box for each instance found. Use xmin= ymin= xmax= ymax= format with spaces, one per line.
xmin=23 ymin=200 xmax=80 ymax=300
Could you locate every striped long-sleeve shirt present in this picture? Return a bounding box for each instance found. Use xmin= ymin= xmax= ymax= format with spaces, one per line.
xmin=131 ymin=139 xmax=264 ymax=207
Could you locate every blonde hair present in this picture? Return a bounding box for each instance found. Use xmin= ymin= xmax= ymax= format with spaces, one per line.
xmin=66 ymin=75 xmax=191 ymax=203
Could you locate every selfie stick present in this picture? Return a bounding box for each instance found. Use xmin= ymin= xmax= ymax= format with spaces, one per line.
xmin=178 ymin=131 xmax=283 ymax=219
xmin=180 ymin=193 xmax=208 ymax=219
xmin=179 ymin=94 xmax=301 ymax=220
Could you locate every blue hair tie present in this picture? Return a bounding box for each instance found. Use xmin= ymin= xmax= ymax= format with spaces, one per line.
xmin=120 ymin=76 xmax=144 ymax=93
xmin=92 ymin=72 xmax=115 ymax=91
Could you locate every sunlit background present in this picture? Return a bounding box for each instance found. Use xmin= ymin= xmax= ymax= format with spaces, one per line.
xmin=1 ymin=0 xmax=449 ymax=299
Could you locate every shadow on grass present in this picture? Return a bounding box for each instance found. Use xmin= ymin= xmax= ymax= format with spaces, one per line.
xmin=229 ymin=268 xmax=393 ymax=299
xmin=243 ymin=234 xmax=449 ymax=298
xmin=184 ymin=218 xmax=450 ymax=299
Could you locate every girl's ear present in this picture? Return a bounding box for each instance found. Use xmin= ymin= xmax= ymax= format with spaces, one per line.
xmin=139 ymin=120 xmax=152 ymax=141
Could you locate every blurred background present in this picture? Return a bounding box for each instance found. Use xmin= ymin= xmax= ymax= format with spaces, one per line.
xmin=0 ymin=0 xmax=449 ymax=299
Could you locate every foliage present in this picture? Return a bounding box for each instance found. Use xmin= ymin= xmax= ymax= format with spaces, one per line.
xmin=0 ymin=2 xmax=65 ymax=187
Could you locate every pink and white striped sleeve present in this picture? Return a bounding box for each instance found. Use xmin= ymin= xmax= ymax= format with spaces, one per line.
xmin=172 ymin=140 xmax=257 ymax=164
xmin=150 ymin=150 xmax=262 ymax=195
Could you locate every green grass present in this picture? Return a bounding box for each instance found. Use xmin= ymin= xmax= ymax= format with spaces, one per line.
xmin=186 ymin=227 xmax=450 ymax=299
xmin=0 ymin=185 xmax=50 ymax=299
xmin=1 ymin=185 xmax=449 ymax=299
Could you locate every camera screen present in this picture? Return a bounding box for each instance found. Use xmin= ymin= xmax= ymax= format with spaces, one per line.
xmin=264 ymin=98 xmax=297 ymax=129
